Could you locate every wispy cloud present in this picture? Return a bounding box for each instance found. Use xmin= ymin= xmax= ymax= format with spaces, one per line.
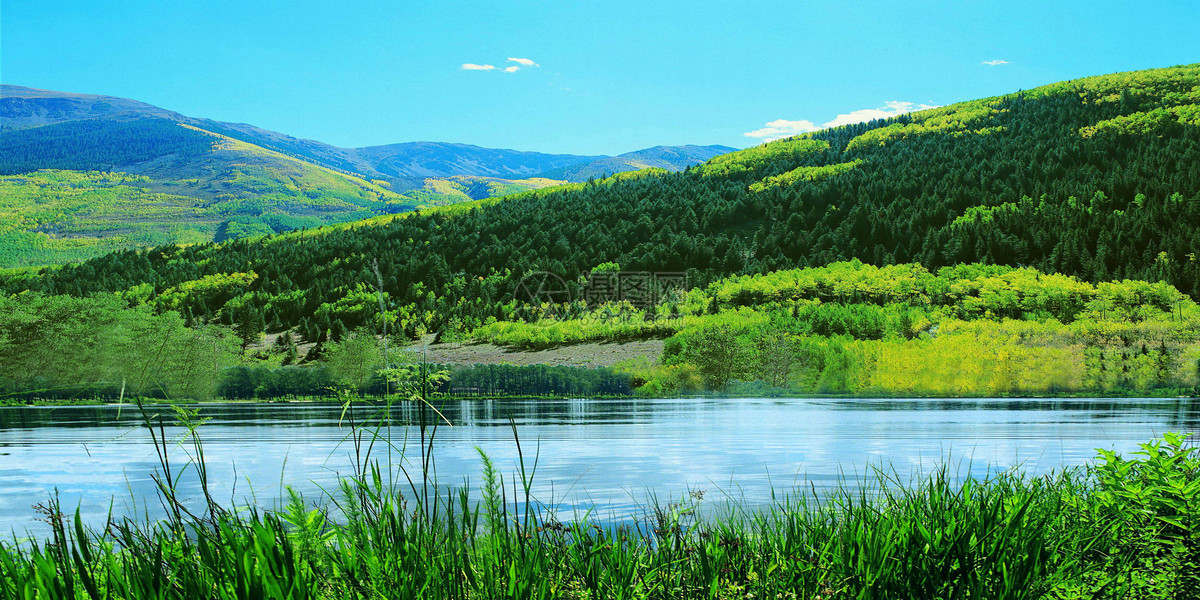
xmin=743 ymin=119 xmax=819 ymax=141
xmin=745 ymin=101 xmax=940 ymax=141
xmin=463 ymin=57 xmax=540 ymax=73
xmin=981 ymin=59 xmax=1010 ymax=66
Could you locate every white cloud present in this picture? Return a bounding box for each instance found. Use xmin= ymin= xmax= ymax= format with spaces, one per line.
xmin=464 ymin=57 xmax=539 ymax=73
xmin=743 ymin=119 xmax=820 ymax=140
xmin=982 ymin=59 xmax=1010 ymax=66
xmin=744 ymin=101 xmax=940 ymax=141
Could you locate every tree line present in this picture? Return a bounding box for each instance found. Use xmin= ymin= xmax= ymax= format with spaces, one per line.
xmin=0 ymin=119 xmax=214 ymax=175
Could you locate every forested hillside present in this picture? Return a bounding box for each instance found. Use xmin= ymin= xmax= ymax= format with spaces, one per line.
xmin=8 ymin=66 xmax=1196 ymax=322
xmin=0 ymin=171 xmax=220 ymax=267
xmin=4 ymin=260 xmax=1197 ymax=399
xmin=3 ymin=64 xmax=1200 ymax=384
xmin=0 ymin=119 xmax=214 ymax=174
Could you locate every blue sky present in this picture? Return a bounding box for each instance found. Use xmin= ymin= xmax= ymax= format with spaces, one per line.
xmin=3 ymin=0 xmax=1199 ymax=155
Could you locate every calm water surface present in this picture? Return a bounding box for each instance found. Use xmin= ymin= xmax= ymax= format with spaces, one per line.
xmin=2 ymin=397 xmax=1199 ymax=535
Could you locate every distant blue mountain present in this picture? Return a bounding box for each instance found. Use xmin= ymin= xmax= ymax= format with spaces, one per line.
xmin=1 ymin=85 xmax=731 ymax=182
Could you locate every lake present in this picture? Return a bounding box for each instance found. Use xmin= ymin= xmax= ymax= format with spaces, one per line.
xmin=2 ymin=397 xmax=1198 ymax=536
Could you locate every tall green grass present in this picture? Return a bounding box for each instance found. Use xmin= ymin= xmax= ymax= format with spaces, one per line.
xmin=2 ymin=397 xmax=1198 ymax=599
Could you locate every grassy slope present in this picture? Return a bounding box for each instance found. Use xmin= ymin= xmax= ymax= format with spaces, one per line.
xmin=137 ymin=124 xmax=408 ymax=213
xmin=0 ymin=171 xmax=216 ymax=267
xmin=0 ymin=123 xmax=423 ymax=266
xmin=0 ymin=122 xmax=596 ymax=267
xmin=405 ymin=175 xmax=567 ymax=206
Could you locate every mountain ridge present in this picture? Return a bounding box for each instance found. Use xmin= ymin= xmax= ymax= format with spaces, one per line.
xmin=0 ymin=85 xmax=729 ymax=181
xmin=0 ymin=85 xmax=185 ymax=128
xmin=537 ymin=144 xmax=738 ymax=181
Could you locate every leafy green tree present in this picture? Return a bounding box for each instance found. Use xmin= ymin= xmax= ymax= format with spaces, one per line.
xmin=754 ymin=333 xmax=810 ymax=388
xmin=321 ymin=328 xmax=380 ymax=392
xmin=0 ymin=294 xmax=236 ymax=399
xmin=687 ymin=323 xmax=749 ymax=391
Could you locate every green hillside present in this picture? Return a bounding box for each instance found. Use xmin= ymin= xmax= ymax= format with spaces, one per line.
xmin=0 ymin=170 xmax=214 ymax=267
xmin=4 ymin=63 xmax=1200 ymax=395
xmin=402 ymin=175 xmax=567 ymax=206
xmin=0 ymin=87 xmax=735 ymax=266
xmin=0 ymin=119 xmax=710 ymax=267
xmin=0 ymin=119 xmax=420 ymax=265
xmin=0 ymin=118 xmax=213 ymax=173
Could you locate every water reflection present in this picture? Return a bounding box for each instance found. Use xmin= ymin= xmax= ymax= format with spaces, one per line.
xmin=1 ymin=397 xmax=1198 ymax=535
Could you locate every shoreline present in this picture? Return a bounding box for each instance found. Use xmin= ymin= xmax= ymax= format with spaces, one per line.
xmin=4 ymin=391 xmax=1197 ymax=408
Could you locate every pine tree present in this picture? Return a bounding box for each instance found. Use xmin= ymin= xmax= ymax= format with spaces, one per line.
xmin=234 ymin=304 xmax=265 ymax=351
